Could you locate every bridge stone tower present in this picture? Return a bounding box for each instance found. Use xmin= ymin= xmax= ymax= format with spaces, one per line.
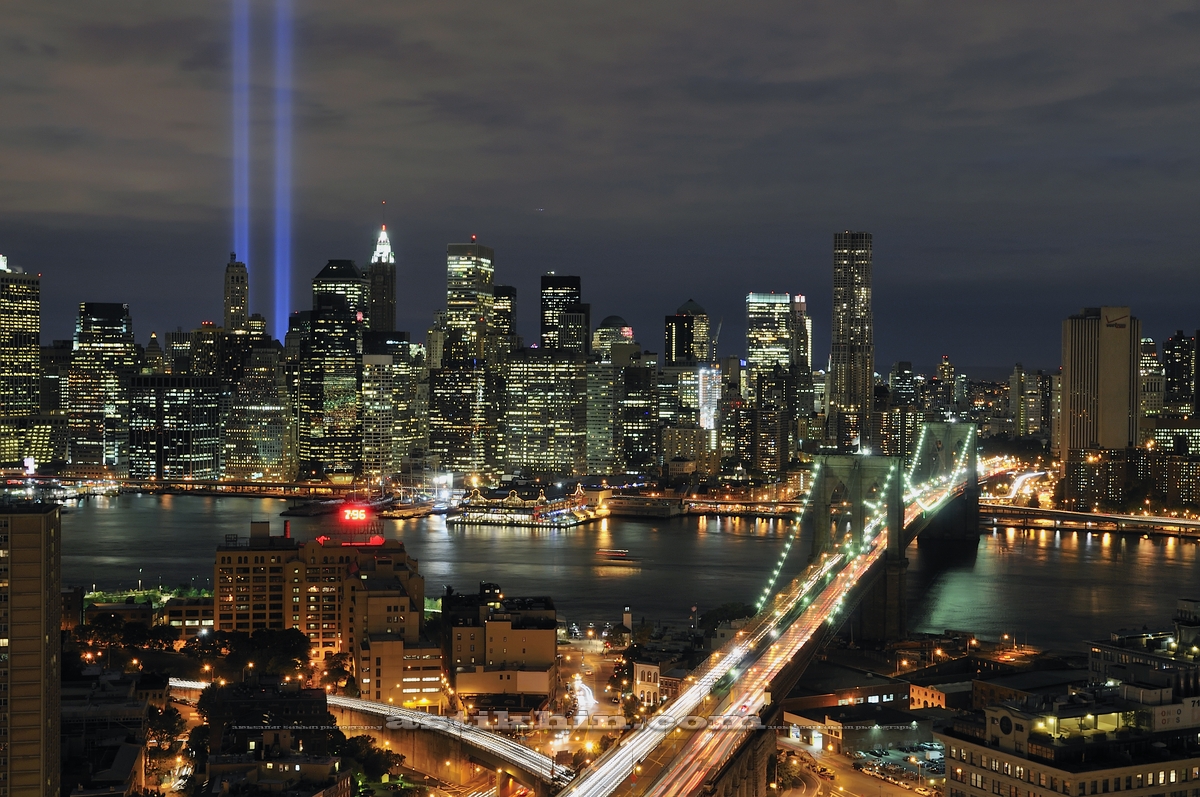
xmin=807 ymin=454 xmax=903 ymax=555
xmin=908 ymin=421 xmax=979 ymax=539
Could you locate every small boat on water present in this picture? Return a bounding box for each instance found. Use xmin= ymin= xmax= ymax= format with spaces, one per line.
xmin=379 ymin=501 xmax=435 ymax=519
xmin=596 ymin=548 xmax=637 ymax=563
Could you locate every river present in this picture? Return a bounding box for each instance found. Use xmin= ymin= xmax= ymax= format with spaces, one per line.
xmin=61 ymin=495 xmax=1200 ymax=651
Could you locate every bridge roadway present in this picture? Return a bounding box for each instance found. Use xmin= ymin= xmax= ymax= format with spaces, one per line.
xmin=561 ymin=459 xmax=1003 ymax=797
xmin=982 ymin=503 xmax=1200 ymax=534
xmin=168 ymin=678 xmax=573 ymax=792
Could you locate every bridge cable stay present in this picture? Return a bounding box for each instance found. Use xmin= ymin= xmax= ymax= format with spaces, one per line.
xmin=754 ymin=461 xmax=820 ymax=612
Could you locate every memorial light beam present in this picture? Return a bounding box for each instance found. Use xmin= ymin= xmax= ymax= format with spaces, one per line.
xmin=231 ymin=0 xmax=250 ymax=272
xmin=272 ymin=0 xmax=293 ymax=341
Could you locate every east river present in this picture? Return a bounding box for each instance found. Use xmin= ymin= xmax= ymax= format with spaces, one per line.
xmin=62 ymin=495 xmax=1200 ymax=651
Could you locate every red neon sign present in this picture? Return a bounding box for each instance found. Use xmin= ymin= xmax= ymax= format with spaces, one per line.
xmin=343 ymin=508 xmax=368 ymax=521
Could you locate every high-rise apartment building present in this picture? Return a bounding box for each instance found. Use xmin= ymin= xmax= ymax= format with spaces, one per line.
xmin=223 ymin=254 xmax=249 ymax=332
xmin=0 ymin=503 xmax=62 ymax=797
xmin=128 ymin=376 xmax=221 ymax=480
xmin=827 ymin=231 xmax=874 ymax=450
xmin=1059 ymin=307 xmax=1140 ymax=458
xmin=539 ymin=274 xmax=581 ymax=350
xmin=445 ymin=239 xmax=494 ymax=355
xmin=67 ymin=303 xmax=137 ymax=474
xmin=664 ymin=299 xmax=711 ymax=365
xmin=0 ymin=256 xmax=39 ymax=419
xmin=366 ymin=227 xmax=396 ymax=332
xmin=503 ymin=348 xmax=587 ymax=475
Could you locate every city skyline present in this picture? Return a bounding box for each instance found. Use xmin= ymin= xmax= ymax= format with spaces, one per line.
xmin=3 ymin=4 xmax=1199 ymax=370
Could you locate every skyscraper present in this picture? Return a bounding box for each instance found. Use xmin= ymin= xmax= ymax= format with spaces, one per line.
xmin=792 ymin=294 xmax=814 ymax=371
xmin=223 ymin=343 xmax=294 ymax=482
xmin=745 ymin=292 xmax=792 ymax=388
xmin=446 ymin=239 xmax=494 ymax=354
xmin=827 ymin=231 xmax=874 ymax=450
xmin=0 ymin=256 xmax=40 ymax=419
xmin=223 ymin=254 xmax=249 ymax=332
xmin=0 ymin=503 xmax=61 ymax=797
xmin=540 ymin=274 xmax=581 ymax=349
xmin=1059 ymin=306 xmax=1140 ymax=458
xmin=664 ymin=299 xmax=710 ymax=366
xmin=1138 ymin=338 xmax=1164 ymax=439
xmin=366 ymin=227 xmax=397 ymax=332
xmin=591 ymin=316 xmax=635 ymax=360
xmin=67 ymin=303 xmax=137 ymax=474
xmin=503 ymin=348 xmax=587 ymax=474
xmin=128 ymin=376 xmax=222 ymax=480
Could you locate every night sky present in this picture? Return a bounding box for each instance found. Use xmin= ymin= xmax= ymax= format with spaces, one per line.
xmin=4 ymin=2 xmax=1199 ymax=376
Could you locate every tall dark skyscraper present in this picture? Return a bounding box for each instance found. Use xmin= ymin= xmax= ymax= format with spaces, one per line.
xmin=539 ymin=273 xmax=581 ymax=349
xmin=664 ymin=299 xmax=710 ymax=365
xmin=223 ymin=254 xmax=249 ymax=332
xmin=1162 ymin=330 xmax=1195 ymax=413
xmin=298 ymin=265 xmax=365 ymax=480
xmin=826 ymin=231 xmax=874 ymax=449
xmin=366 ymin=226 xmax=396 ymax=332
xmin=0 ymin=255 xmax=40 ymax=419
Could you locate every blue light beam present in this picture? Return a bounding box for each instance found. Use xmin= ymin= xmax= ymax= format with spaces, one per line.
xmin=232 ymin=0 xmax=251 ymax=268
xmin=272 ymin=0 xmax=293 ymax=341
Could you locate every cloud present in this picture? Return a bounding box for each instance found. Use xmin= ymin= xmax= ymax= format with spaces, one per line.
xmin=1 ymin=1 xmax=1198 ymax=368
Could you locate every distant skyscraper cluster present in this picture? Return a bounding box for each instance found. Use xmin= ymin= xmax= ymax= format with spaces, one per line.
xmin=8 ymin=225 xmax=1127 ymax=485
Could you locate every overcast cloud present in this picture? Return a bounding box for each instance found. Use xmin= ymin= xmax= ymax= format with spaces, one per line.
xmin=2 ymin=1 xmax=1198 ymax=373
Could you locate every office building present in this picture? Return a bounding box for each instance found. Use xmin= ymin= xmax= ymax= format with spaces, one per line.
xmin=539 ymin=274 xmax=581 ymax=350
xmin=40 ymin=340 xmax=72 ymax=414
xmin=586 ymin=360 xmax=617 ymax=473
xmin=444 ymin=584 xmax=558 ymax=705
xmin=445 ymin=239 xmax=494 ymax=355
xmin=223 ymin=254 xmax=249 ymax=332
xmin=0 ymin=256 xmax=39 ymax=419
xmin=889 ymin=362 xmax=918 ymax=407
xmin=128 ymin=376 xmax=221 ymax=480
xmin=939 ymin=683 xmax=1200 ymax=797
xmin=1059 ymin=307 xmax=1140 ymax=457
xmin=222 ymin=344 xmax=294 ymax=482
xmin=592 ymin=316 xmax=635 ymax=360
xmin=67 ymin=303 xmax=138 ymax=474
xmin=745 ymin=292 xmax=792 ymax=390
xmin=614 ymin=346 xmax=659 ymax=474
xmin=311 ymin=259 xmax=368 ymax=328
xmin=502 ymin=348 xmax=587 ymax=475
xmin=0 ymin=504 xmax=62 ymax=797
xmin=792 ymin=294 xmax=814 ymax=372
xmin=142 ymin=332 xmax=166 ymax=375
xmin=1139 ymin=338 xmax=1165 ymax=427
xmin=428 ymin=348 xmax=500 ymax=476
xmin=365 ymin=227 xmax=396 ymax=332
xmin=189 ymin=321 xmax=222 ymax=378
xmin=827 ymin=231 xmax=875 ymax=450
xmin=664 ymin=299 xmax=711 ymax=365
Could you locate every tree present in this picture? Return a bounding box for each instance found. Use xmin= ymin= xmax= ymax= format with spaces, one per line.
xmin=321 ymin=652 xmax=352 ymax=689
xmin=186 ymin=724 xmax=209 ymax=759
xmin=337 ymin=735 xmax=405 ymax=781
xmin=122 ymin=622 xmax=151 ymax=648
xmin=147 ymin=705 xmax=186 ymax=751
xmin=89 ymin=613 xmax=126 ymax=647
xmin=148 ymin=624 xmax=181 ymax=651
